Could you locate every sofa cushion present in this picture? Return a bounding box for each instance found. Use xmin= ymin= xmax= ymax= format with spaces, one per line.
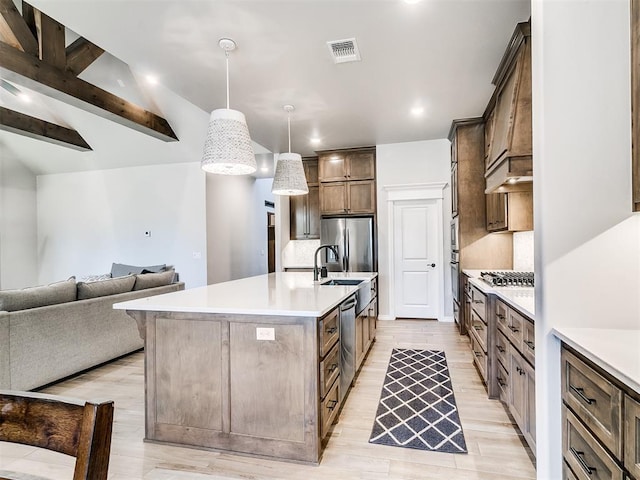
xmin=133 ymin=270 xmax=175 ymax=291
xmin=0 ymin=277 xmax=77 ymax=312
xmin=77 ymin=275 xmax=136 ymax=300
xmin=111 ymin=262 xmax=166 ymax=278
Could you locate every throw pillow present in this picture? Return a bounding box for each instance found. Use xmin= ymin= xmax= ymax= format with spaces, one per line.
xmin=77 ymin=275 xmax=136 ymax=300
xmin=111 ymin=262 xmax=166 ymax=278
xmin=0 ymin=277 xmax=77 ymax=312
xmin=79 ymin=273 xmax=112 ymax=283
xmin=133 ymin=270 xmax=175 ymax=291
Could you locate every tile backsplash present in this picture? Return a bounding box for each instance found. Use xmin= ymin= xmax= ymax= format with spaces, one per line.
xmin=282 ymin=239 xmax=320 ymax=268
xmin=513 ymin=231 xmax=534 ymax=271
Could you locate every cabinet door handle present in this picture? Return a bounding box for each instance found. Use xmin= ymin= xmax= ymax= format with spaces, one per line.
xmin=497 ymin=377 xmax=507 ymax=387
xmin=326 ymin=326 xmax=338 ymax=335
xmin=569 ymin=385 xmax=596 ymax=405
xmin=524 ymin=340 xmax=535 ymax=350
xmin=508 ymin=326 xmax=519 ymax=333
xmin=473 ymin=300 xmax=483 ymax=304
xmin=496 ymin=345 xmax=505 ymax=353
xmin=496 ymin=313 xmax=505 ymax=319
xmin=474 ymin=351 xmax=483 ymax=358
xmin=473 ymin=325 xmax=483 ymax=331
xmin=516 ymin=366 xmax=525 ymax=375
xmin=570 ymin=447 xmax=596 ymax=476
xmin=326 ymin=400 xmax=338 ymax=411
xmin=328 ymin=363 xmax=338 ymax=373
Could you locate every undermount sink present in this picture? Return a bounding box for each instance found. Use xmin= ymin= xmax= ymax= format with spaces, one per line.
xmin=320 ymin=279 xmax=364 ymax=286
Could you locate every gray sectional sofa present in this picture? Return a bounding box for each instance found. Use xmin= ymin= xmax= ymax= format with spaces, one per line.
xmin=0 ymin=270 xmax=184 ymax=391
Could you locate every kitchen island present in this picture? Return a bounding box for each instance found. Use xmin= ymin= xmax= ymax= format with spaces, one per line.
xmin=113 ymin=272 xmax=377 ymax=464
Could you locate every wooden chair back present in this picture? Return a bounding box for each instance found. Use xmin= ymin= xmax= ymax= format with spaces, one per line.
xmin=0 ymin=390 xmax=114 ymax=480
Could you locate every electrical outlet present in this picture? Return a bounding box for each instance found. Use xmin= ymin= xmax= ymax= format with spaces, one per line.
xmin=192 ymin=251 xmax=202 ymax=259
xmin=256 ymin=327 xmax=275 ymax=341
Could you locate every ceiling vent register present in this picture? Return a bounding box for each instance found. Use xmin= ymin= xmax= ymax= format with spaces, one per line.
xmin=327 ymin=38 xmax=361 ymax=63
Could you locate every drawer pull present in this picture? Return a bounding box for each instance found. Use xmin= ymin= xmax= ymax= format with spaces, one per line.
xmin=569 ymin=385 xmax=596 ymax=405
xmin=497 ymin=377 xmax=507 ymax=387
xmin=570 ymin=447 xmax=596 ymax=475
xmin=474 ymin=351 xmax=483 ymax=358
xmin=496 ymin=313 xmax=505 ymax=319
xmin=328 ymin=363 xmax=338 ymax=373
xmin=524 ymin=340 xmax=535 ymax=350
xmin=496 ymin=345 xmax=506 ymax=353
xmin=516 ymin=366 xmax=525 ymax=375
xmin=473 ymin=300 xmax=483 ymax=304
xmin=326 ymin=327 xmax=338 ymax=334
xmin=473 ymin=325 xmax=483 ymax=331
xmin=326 ymin=400 xmax=338 ymax=411
xmin=508 ymin=326 xmax=519 ymax=333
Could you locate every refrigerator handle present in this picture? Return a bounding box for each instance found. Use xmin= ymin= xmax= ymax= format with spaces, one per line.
xmin=346 ymin=228 xmax=350 ymax=271
xmin=342 ymin=228 xmax=348 ymax=271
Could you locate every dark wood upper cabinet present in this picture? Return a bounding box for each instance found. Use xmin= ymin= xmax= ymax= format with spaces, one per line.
xmin=484 ymin=21 xmax=533 ymax=193
xmin=317 ymin=147 xmax=376 ymax=216
xmin=289 ymin=158 xmax=320 ymax=239
xmin=632 ymin=0 xmax=640 ymax=211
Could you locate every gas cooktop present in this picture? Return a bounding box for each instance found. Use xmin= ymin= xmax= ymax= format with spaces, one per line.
xmin=480 ymin=271 xmax=534 ymax=287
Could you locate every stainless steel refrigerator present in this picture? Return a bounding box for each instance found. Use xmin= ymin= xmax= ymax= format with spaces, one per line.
xmin=320 ymin=217 xmax=375 ymax=272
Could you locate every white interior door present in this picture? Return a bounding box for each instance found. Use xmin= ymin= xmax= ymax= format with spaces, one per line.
xmin=393 ymin=200 xmax=440 ymax=319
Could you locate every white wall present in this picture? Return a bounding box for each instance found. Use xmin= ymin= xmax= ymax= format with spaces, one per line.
xmin=206 ymin=175 xmax=274 ymax=284
xmin=532 ymin=0 xmax=637 ymax=477
xmin=0 ymin=153 xmax=38 ymax=289
xmin=376 ymin=139 xmax=452 ymax=320
xmin=37 ymin=162 xmax=207 ymax=287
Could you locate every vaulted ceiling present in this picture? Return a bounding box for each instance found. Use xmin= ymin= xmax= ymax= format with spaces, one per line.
xmin=1 ymin=0 xmax=530 ymax=175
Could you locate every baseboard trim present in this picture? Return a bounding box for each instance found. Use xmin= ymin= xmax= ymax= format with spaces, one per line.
xmin=440 ymin=315 xmax=454 ymax=323
xmin=377 ymin=315 xmax=395 ymax=321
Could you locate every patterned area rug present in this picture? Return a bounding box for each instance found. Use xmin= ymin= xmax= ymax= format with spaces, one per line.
xmin=369 ymin=349 xmax=467 ymax=453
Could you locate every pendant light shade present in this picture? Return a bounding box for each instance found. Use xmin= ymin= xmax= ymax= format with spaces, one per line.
xmin=201 ymin=38 xmax=256 ymax=175
xmin=272 ymin=105 xmax=309 ymax=196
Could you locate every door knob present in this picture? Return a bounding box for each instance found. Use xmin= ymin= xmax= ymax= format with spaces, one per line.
xmin=429 ymin=263 xmax=436 ymax=268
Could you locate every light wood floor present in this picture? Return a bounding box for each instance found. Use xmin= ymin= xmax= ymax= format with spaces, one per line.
xmin=0 ymin=320 xmax=536 ymax=479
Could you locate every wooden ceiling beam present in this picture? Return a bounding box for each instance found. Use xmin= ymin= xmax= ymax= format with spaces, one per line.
xmin=0 ymin=106 xmax=92 ymax=151
xmin=0 ymin=42 xmax=178 ymax=142
xmin=65 ymin=37 xmax=104 ymax=76
xmin=33 ymin=8 xmax=65 ymax=69
xmin=0 ymin=0 xmax=38 ymax=55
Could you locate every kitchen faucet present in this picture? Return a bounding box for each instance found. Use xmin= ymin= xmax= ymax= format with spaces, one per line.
xmin=314 ymin=244 xmax=339 ymax=281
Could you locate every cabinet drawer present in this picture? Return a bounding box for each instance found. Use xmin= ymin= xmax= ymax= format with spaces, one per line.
xmin=563 ymin=406 xmax=623 ymax=480
xmin=470 ymin=285 xmax=487 ymax=321
xmin=470 ymin=309 xmax=487 ymax=352
xmin=495 ymin=330 xmax=509 ymax=369
xmin=496 ymin=300 xmax=509 ymax=335
xmin=319 ymin=308 xmax=339 ymax=357
xmin=561 ymin=348 xmax=622 ymax=458
xmin=624 ymin=394 xmax=640 ymax=479
xmin=470 ymin=331 xmax=487 ymax=383
xmin=497 ymin=360 xmax=509 ymax=404
xmin=319 ymin=342 xmax=340 ymax=398
xmin=522 ymin=318 xmax=535 ymax=365
xmin=506 ymin=308 xmax=525 ymax=352
xmin=321 ymin=378 xmax=340 ymax=439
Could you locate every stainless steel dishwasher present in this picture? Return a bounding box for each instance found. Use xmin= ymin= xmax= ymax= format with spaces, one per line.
xmin=339 ymin=294 xmax=357 ymax=402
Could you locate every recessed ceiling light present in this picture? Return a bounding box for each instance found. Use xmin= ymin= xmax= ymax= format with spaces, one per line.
xmin=145 ymin=75 xmax=158 ymax=85
xmin=261 ymin=166 xmax=269 ymax=172
xmin=310 ymin=137 xmax=321 ymax=145
xmin=411 ymin=106 xmax=424 ymax=116
xmin=404 ymin=0 xmax=421 ymax=4
xmin=508 ymin=177 xmax=519 ymax=184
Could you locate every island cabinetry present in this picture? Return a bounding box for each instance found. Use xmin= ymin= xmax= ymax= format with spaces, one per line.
xmin=130 ymin=305 xmax=343 ymax=464
xmin=560 ymin=345 xmax=638 ymax=480
xmin=290 ymin=158 xmax=320 ymax=240
xmin=355 ymin=278 xmax=378 ymax=371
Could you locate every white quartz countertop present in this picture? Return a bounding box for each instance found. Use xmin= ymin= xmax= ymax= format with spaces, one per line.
xmin=463 ymin=269 xmax=535 ymax=319
xmin=114 ymin=272 xmax=377 ymax=318
xmin=552 ymin=327 xmax=640 ymax=393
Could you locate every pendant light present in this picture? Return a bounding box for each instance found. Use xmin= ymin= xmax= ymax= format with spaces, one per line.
xmin=201 ymin=38 xmax=256 ymax=175
xmin=271 ymin=105 xmax=309 ymax=196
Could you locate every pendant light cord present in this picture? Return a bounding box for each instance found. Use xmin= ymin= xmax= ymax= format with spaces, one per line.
xmin=287 ymin=113 xmax=291 ymax=153
xmin=225 ymin=51 xmax=230 ymax=109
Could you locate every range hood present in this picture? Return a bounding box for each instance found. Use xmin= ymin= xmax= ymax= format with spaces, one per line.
xmin=485 ymin=155 xmax=532 ymax=193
